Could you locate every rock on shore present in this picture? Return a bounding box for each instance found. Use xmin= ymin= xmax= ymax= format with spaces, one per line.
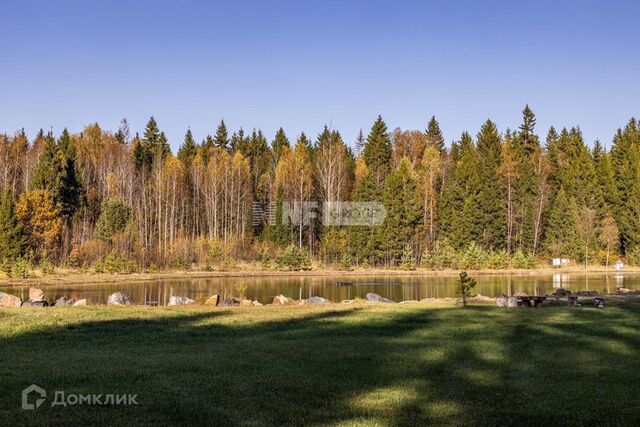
xmin=0 ymin=292 xmax=22 ymax=307
xmin=107 ymin=292 xmax=132 ymax=306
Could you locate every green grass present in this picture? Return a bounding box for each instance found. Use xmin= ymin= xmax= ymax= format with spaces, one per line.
xmin=1 ymin=303 xmax=639 ymax=426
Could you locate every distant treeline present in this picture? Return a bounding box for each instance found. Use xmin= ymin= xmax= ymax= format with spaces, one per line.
xmin=1 ymin=106 xmax=639 ymax=272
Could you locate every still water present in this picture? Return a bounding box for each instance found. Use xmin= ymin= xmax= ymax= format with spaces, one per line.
xmin=1 ymin=273 xmax=638 ymax=305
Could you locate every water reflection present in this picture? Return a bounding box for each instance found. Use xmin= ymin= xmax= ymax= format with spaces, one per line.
xmin=2 ymin=273 xmax=639 ymax=306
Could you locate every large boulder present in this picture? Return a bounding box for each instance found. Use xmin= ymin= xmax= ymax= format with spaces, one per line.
xmin=496 ymin=296 xmax=507 ymax=307
xmin=365 ymin=293 xmax=395 ymax=303
xmin=203 ymin=295 xmax=219 ymax=306
xmin=73 ymin=299 xmax=88 ymax=306
xmin=239 ymin=299 xmax=253 ymax=307
xmin=107 ymin=292 xmax=132 ymax=306
xmin=168 ymin=296 xmax=195 ymax=306
xmin=514 ymin=290 xmax=528 ymax=297
xmin=0 ymin=292 xmax=22 ymax=307
xmin=272 ymin=294 xmax=294 ymax=306
xmin=252 ymin=300 xmax=263 ymax=307
xmin=55 ymin=296 xmax=76 ymax=306
xmin=306 ymin=296 xmax=332 ymax=304
xmin=29 ymin=287 xmax=45 ymax=302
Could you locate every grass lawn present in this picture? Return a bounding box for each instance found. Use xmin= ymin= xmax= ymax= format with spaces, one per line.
xmin=1 ymin=303 xmax=639 ymax=426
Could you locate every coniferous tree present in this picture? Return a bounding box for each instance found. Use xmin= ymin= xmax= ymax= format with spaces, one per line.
xmin=32 ymin=129 xmax=82 ymax=220
xmin=178 ymin=129 xmax=197 ymax=166
xmin=363 ymin=115 xmax=392 ymax=190
xmin=426 ymin=116 xmax=445 ymax=153
xmin=354 ymin=129 xmax=365 ymax=156
xmin=214 ymin=119 xmax=230 ymax=151
xmin=0 ymin=191 xmax=26 ymax=260
xmin=610 ymin=118 xmax=640 ymax=253
xmin=544 ymin=186 xmax=581 ymax=258
xmin=449 ymin=132 xmax=483 ymax=248
xmin=272 ymin=127 xmax=290 ymax=163
xmin=382 ymin=158 xmax=422 ymax=264
xmin=476 ymin=120 xmax=506 ymax=249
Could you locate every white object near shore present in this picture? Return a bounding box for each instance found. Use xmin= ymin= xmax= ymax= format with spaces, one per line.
xmin=614 ymin=261 xmax=624 ymax=270
xmin=552 ymin=258 xmax=569 ymax=267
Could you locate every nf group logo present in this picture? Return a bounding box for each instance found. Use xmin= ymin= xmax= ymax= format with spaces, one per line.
xmin=22 ymin=384 xmax=46 ymax=410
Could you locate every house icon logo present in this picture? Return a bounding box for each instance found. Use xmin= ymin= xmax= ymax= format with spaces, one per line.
xmin=22 ymin=384 xmax=46 ymax=410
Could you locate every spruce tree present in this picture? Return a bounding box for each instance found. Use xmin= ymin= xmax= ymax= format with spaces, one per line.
xmin=214 ymin=119 xmax=230 ymax=151
xmin=0 ymin=192 xmax=26 ymax=260
xmin=476 ymin=120 xmax=506 ymax=249
xmin=272 ymin=127 xmax=290 ymax=162
xmin=178 ymin=129 xmax=197 ymax=166
xmin=449 ymin=132 xmax=483 ymax=248
xmin=426 ymin=115 xmax=445 ymax=153
xmin=363 ymin=115 xmax=392 ymax=190
xmin=354 ymin=129 xmax=365 ymax=156
xmin=32 ymin=129 xmax=82 ymax=219
xmin=382 ymin=158 xmax=422 ymax=264
xmin=544 ymin=186 xmax=581 ymax=258
xmin=610 ymin=118 xmax=640 ymax=253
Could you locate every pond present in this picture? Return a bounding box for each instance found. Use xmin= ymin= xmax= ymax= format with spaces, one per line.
xmin=1 ymin=272 xmax=638 ymax=305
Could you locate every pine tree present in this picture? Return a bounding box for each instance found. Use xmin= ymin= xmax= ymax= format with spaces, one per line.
xmin=0 ymin=191 xmax=26 ymax=260
xmin=457 ymin=270 xmax=476 ymax=307
xmin=426 ymin=115 xmax=445 ymax=153
xmin=363 ymin=115 xmax=392 ymax=190
xmin=214 ymin=119 xmax=230 ymax=151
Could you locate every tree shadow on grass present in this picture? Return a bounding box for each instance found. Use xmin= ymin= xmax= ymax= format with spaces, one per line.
xmin=1 ymin=304 xmax=640 ymax=426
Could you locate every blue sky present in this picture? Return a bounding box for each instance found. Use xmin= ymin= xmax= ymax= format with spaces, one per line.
xmin=1 ymin=0 xmax=638 ymax=150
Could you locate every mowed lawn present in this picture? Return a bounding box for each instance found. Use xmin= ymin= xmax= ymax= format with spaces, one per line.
xmin=1 ymin=303 xmax=639 ymax=426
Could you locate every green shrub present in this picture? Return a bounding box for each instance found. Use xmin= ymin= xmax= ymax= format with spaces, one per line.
xmin=39 ymin=259 xmax=54 ymax=276
xmin=399 ymin=245 xmax=415 ymax=270
xmin=94 ymin=252 xmax=139 ymax=274
xmin=626 ymin=246 xmax=640 ymax=266
xmin=486 ymin=250 xmax=509 ymax=269
xmin=260 ymin=251 xmax=271 ymax=270
xmin=95 ymin=198 xmax=131 ymax=242
xmin=458 ymin=243 xmax=486 ymax=270
xmin=422 ymin=241 xmax=456 ymax=269
xmin=10 ymin=258 xmax=31 ymax=278
xmin=340 ymin=253 xmax=352 ymax=270
xmin=276 ymin=245 xmax=311 ymax=271
xmin=168 ymin=256 xmax=191 ymax=271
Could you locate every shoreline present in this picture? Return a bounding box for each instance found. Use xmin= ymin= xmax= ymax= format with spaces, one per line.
xmin=1 ymin=266 xmax=638 ymax=288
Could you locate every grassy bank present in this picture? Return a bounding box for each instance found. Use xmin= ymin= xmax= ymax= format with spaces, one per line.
xmin=2 ymin=265 xmax=639 ymax=288
xmin=1 ymin=303 xmax=639 ymax=426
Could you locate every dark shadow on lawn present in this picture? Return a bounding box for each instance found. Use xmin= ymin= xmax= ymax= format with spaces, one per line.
xmin=1 ymin=305 xmax=640 ymax=426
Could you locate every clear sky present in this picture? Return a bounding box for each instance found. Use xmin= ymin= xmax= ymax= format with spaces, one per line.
xmin=1 ymin=0 xmax=639 ymax=150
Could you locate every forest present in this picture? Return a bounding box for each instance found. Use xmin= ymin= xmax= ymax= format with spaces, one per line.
xmin=1 ymin=106 xmax=640 ymax=274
